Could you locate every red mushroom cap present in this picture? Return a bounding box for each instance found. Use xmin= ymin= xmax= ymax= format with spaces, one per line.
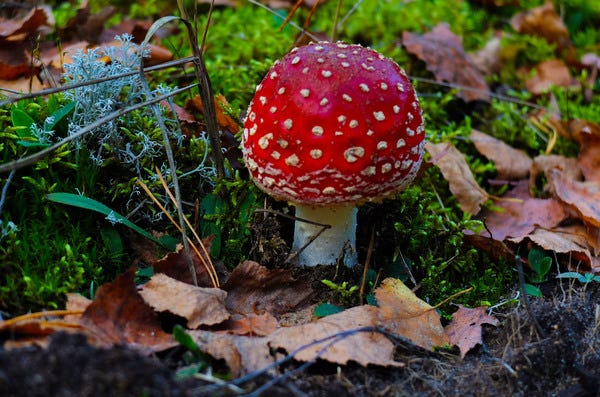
xmin=242 ymin=41 xmax=425 ymax=205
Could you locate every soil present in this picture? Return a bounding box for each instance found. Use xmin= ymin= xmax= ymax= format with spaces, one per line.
xmin=1 ymin=281 xmax=598 ymax=397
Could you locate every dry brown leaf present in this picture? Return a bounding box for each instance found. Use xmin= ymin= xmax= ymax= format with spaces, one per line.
xmin=470 ymin=35 xmax=503 ymax=75
xmin=511 ymin=1 xmax=569 ymax=49
xmin=509 ymin=228 xmax=594 ymax=272
xmin=470 ymin=129 xmax=532 ymax=180
xmin=223 ymin=261 xmax=313 ymax=317
xmin=402 ymin=23 xmax=490 ymax=102
xmin=549 ymin=169 xmax=600 ymax=228
xmin=0 ymin=7 xmax=53 ymax=40
xmin=530 ymin=154 xmax=582 ymax=195
xmin=188 ymin=330 xmax=273 ymax=377
xmin=375 ymin=278 xmax=449 ymax=350
xmin=139 ymin=273 xmax=229 ymax=329
xmin=425 ymin=142 xmax=489 ymax=215
xmin=79 ymin=269 xmax=176 ymax=353
xmin=568 ymin=119 xmax=600 ymax=182
xmin=478 ymin=180 xmax=566 ymax=241
xmin=268 ymin=305 xmax=403 ymax=367
xmin=445 ymin=305 xmax=498 ymax=358
xmin=57 ymin=1 xmax=115 ymax=45
xmin=0 ymin=42 xmax=41 ymax=80
xmin=218 ymin=312 xmax=279 ymax=336
xmin=152 ymin=241 xmax=215 ymax=288
xmin=525 ymin=59 xmax=574 ymax=95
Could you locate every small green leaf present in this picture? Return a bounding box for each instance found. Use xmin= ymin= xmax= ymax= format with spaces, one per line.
xmin=524 ymin=283 xmax=542 ymax=297
xmin=46 ymin=192 xmax=168 ymax=248
xmin=173 ymin=324 xmax=202 ymax=356
xmin=11 ymin=108 xmax=35 ymax=138
xmin=314 ymin=303 xmax=344 ymax=318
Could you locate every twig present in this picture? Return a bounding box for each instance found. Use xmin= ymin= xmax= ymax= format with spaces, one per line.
xmin=359 ymin=226 xmax=375 ymax=302
xmin=0 ymin=169 xmax=15 ymax=216
xmin=515 ymin=254 xmax=546 ymax=338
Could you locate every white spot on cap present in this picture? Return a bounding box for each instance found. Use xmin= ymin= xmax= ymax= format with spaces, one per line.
xmin=270 ymin=71 xmax=278 ymax=79
xmin=336 ymin=43 xmax=348 ymax=48
xmin=338 ymin=115 xmax=347 ymax=123
xmin=259 ymin=96 xmax=267 ymax=105
xmin=283 ymin=187 xmax=298 ymax=197
xmin=407 ymin=112 xmax=414 ymax=121
xmin=258 ymin=133 xmax=273 ymax=149
xmin=407 ymin=128 xmax=415 ymax=136
xmin=337 ymin=53 xmax=347 ymax=59
xmin=262 ymin=177 xmax=275 ymax=187
xmin=359 ymin=83 xmax=369 ymax=92
xmin=310 ymin=149 xmax=323 ymax=159
xmin=302 ymin=67 xmax=309 ymax=74
xmin=271 ymin=151 xmax=281 ymax=160
xmin=315 ymin=45 xmax=324 ymax=51
xmin=412 ymin=101 xmax=418 ymax=109
xmin=291 ymin=56 xmax=300 ymax=65
xmin=269 ymin=106 xmax=277 ymax=113
xmin=344 ymin=146 xmax=365 ymax=163
xmin=396 ymin=138 xmax=406 ymax=148
xmin=323 ymin=187 xmax=336 ymax=195
xmin=417 ymin=124 xmax=425 ymax=134
xmin=373 ymin=111 xmax=385 ymax=121
xmin=317 ymin=58 xmax=325 ymax=63
xmin=341 ymin=62 xmax=350 ymax=68
xmin=411 ymin=146 xmax=420 ymax=155
xmin=249 ymin=124 xmax=258 ymax=136
xmin=380 ymin=83 xmax=388 ymax=90
xmin=285 ymin=154 xmax=300 ymax=167
xmin=335 ymin=131 xmax=343 ymax=136
xmin=366 ymin=129 xmax=374 ymax=136
xmin=377 ymin=141 xmax=388 ymax=150
xmin=393 ymin=105 xmax=400 ymax=114
xmin=300 ymin=89 xmax=310 ymax=97
xmin=401 ymin=159 xmax=413 ymax=170
xmin=361 ymin=166 xmax=376 ymax=176
xmin=312 ymin=126 xmax=324 ymax=136
xmin=284 ymin=119 xmax=293 ymax=129
xmin=381 ymin=163 xmax=392 ymax=173
xmin=349 ymin=120 xmax=358 ymax=128
xmin=361 ymin=63 xmax=375 ymax=71
xmin=320 ymin=98 xmax=329 ymax=106
xmin=277 ymin=138 xmax=288 ymax=148
xmin=248 ymin=112 xmax=256 ymax=122
xmin=278 ymin=87 xmax=286 ymax=95
xmin=343 ymin=94 xmax=352 ymax=102
xmin=396 ymin=83 xmax=404 ymax=92
xmin=321 ymin=70 xmax=332 ymax=78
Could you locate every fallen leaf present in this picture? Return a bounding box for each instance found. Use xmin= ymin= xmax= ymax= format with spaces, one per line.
xmin=268 ymin=305 xmax=403 ymax=367
xmin=470 ymin=129 xmax=532 ymax=180
xmin=402 ymin=23 xmax=490 ymax=102
xmin=222 ymin=260 xmax=313 ymax=317
xmin=568 ymin=119 xmax=600 ymax=182
xmin=445 ymin=305 xmax=498 ymax=358
xmin=188 ymin=330 xmax=273 ymax=377
xmin=478 ymin=180 xmax=566 ymax=241
xmin=525 ymin=59 xmax=573 ymax=95
xmin=153 ymin=241 xmax=216 ymax=288
xmin=139 ymin=273 xmax=229 ymax=329
xmin=57 ymin=0 xmax=115 ymax=45
xmin=511 ymin=1 xmax=569 ymax=49
xmin=79 ymin=269 xmax=175 ymax=353
xmin=470 ymin=35 xmax=503 ymax=75
xmin=218 ymin=312 xmax=279 ymax=336
xmin=0 ymin=6 xmax=53 ymax=40
xmin=530 ymin=154 xmax=582 ymax=195
xmin=375 ymin=278 xmax=449 ymax=350
xmin=64 ymin=293 xmax=92 ymax=322
xmin=549 ymin=169 xmax=600 ymax=228
xmin=425 ymin=142 xmax=489 ymax=215
xmin=0 ymin=42 xmax=41 ymax=80
xmin=509 ymin=228 xmax=595 ymax=272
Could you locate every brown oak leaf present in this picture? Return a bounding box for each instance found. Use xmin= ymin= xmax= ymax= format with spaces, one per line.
xmin=446 ymin=305 xmax=498 ymax=358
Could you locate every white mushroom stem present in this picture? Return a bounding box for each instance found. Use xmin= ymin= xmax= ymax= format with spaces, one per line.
xmin=292 ymin=204 xmax=358 ymax=267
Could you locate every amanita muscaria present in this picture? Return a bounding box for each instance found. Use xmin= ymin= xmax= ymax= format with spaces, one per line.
xmin=242 ymin=41 xmax=425 ymax=267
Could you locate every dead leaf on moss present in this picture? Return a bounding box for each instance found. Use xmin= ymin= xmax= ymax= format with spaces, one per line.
xmin=478 ymin=180 xmax=566 ymax=241
xmin=511 ymin=1 xmax=569 ymax=49
xmin=79 ymin=269 xmax=175 ymax=353
xmin=525 ymin=59 xmax=573 ymax=95
xmin=57 ymin=0 xmax=115 ymax=44
xmin=223 ymin=260 xmax=313 ymax=317
xmin=568 ymin=119 xmax=600 ymax=182
xmin=470 ymin=129 xmax=532 ymax=180
xmin=139 ymin=273 xmax=229 ymax=329
xmin=268 ymin=305 xmax=403 ymax=368
xmin=470 ymin=35 xmax=503 ymax=75
xmin=530 ymin=154 xmax=582 ymax=195
xmin=402 ymin=23 xmax=490 ymax=102
xmin=425 ymin=142 xmax=489 ymax=215
xmin=549 ymin=169 xmax=600 ymax=228
xmin=375 ymin=278 xmax=449 ymax=350
xmin=446 ymin=305 xmax=498 ymax=358
xmin=0 ymin=6 xmax=53 ymax=40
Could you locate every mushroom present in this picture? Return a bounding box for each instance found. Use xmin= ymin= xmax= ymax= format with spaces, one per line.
xmin=242 ymin=41 xmax=426 ymax=267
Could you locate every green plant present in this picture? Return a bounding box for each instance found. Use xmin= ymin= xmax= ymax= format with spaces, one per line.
xmin=524 ymin=248 xmax=552 ymax=297
xmin=321 ymin=279 xmax=358 ymax=306
xmin=557 ymin=271 xmax=600 ymax=283
xmin=172 ymin=324 xmax=210 ymax=380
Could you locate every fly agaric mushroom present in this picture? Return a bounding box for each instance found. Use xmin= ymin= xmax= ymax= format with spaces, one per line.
xmin=242 ymin=41 xmax=425 ymax=267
